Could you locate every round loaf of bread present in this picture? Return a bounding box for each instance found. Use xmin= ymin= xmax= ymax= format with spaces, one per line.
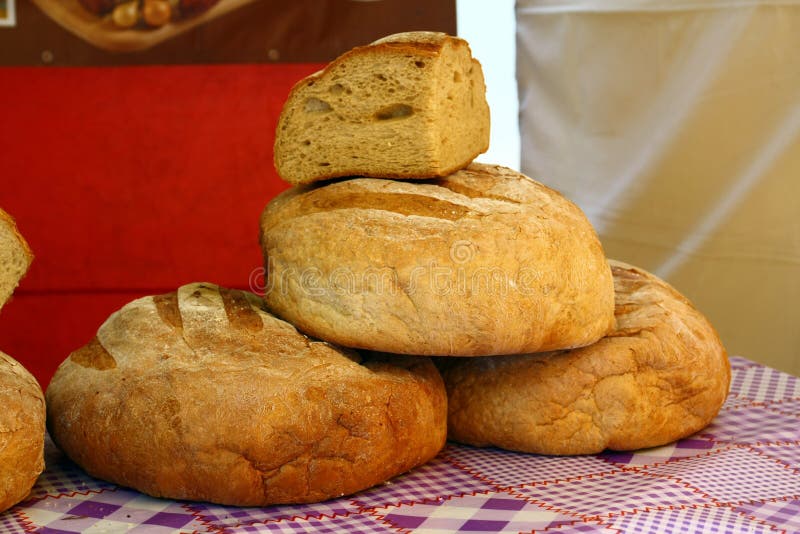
xmin=440 ymin=260 xmax=730 ymax=455
xmin=0 ymin=352 xmax=45 ymax=513
xmin=46 ymin=283 xmax=447 ymax=506
xmin=260 ymin=163 xmax=615 ymax=356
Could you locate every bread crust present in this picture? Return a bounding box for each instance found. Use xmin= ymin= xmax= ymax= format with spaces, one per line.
xmin=260 ymin=163 xmax=615 ymax=356
xmin=0 ymin=208 xmax=34 ymax=311
xmin=46 ymin=283 xmax=447 ymax=506
xmin=273 ymin=31 xmax=490 ymax=185
xmin=440 ymin=260 xmax=731 ymax=455
xmin=0 ymin=352 xmax=46 ymax=513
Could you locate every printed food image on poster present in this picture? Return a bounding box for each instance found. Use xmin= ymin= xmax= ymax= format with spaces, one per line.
xmin=0 ymin=0 xmax=16 ymax=26
xmin=30 ymin=0 xmax=258 ymax=52
xmin=0 ymin=0 xmax=455 ymax=65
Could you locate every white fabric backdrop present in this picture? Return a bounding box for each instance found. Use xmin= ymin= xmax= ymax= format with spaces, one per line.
xmin=517 ymin=0 xmax=800 ymax=375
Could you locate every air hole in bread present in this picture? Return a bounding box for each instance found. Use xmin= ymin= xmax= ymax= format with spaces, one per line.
xmin=302 ymin=140 xmax=311 ymax=146
xmin=415 ymin=61 xmax=425 ymax=68
xmin=453 ymin=71 xmax=462 ymax=82
xmin=375 ymin=103 xmax=414 ymax=121
xmin=304 ymin=97 xmax=332 ymax=113
xmin=375 ymin=73 xmax=387 ymax=81
xmin=329 ymin=83 xmax=345 ymax=95
xmin=319 ymin=162 xmax=330 ymax=166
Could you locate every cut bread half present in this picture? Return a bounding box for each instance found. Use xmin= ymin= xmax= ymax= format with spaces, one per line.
xmin=0 ymin=208 xmax=33 ymax=312
xmin=274 ymin=31 xmax=490 ymax=185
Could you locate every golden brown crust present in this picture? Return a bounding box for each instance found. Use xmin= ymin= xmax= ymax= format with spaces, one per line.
xmin=261 ymin=163 xmax=615 ymax=356
xmin=281 ymin=32 xmax=454 ymax=123
xmin=46 ymin=283 xmax=447 ymax=506
xmin=322 ymin=32 xmax=453 ymax=78
xmin=0 ymin=352 xmax=46 ymax=513
xmin=440 ymin=260 xmax=731 ymax=455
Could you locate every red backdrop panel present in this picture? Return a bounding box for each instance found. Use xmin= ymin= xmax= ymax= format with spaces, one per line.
xmin=0 ymin=63 xmax=322 ymax=385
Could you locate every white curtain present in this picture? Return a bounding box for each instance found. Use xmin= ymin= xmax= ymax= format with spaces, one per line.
xmin=517 ymin=0 xmax=800 ymax=375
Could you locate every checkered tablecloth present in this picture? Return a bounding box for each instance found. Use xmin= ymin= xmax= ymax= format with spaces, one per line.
xmin=3 ymin=356 xmax=799 ymax=533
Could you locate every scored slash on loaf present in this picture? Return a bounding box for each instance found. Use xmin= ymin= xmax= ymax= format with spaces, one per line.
xmin=274 ymin=31 xmax=490 ymax=185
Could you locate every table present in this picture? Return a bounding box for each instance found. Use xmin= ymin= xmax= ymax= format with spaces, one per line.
xmin=3 ymin=356 xmax=799 ymax=533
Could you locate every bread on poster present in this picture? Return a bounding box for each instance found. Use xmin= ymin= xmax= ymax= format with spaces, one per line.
xmin=76 ymin=0 xmax=221 ymax=29
xmin=30 ymin=0 xmax=260 ymax=52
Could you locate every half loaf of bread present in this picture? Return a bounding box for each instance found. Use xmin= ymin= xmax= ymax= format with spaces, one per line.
xmin=260 ymin=163 xmax=615 ymax=356
xmin=0 ymin=208 xmax=33 ymax=312
xmin=46 ymin=283 xmax=447 ymax=506
xmin=274 ymin=31 xmax=490 ymax=185
xmin=0 ymin=352 xmax=46 ymax=513
xmin=440 ymin=260 xmax=730 ymax=455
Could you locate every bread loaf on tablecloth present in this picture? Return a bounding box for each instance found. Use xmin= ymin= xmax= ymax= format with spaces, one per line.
xmin=0 ymin=353 xmax=46 ymax=513
xmin=439 ymin=260 xmax=730 ymax=455
xmin=46 ymin=282 xmax=447 ymax=506
xmin=274 ymin=31 xmax=490 ymax=185
xmin=260 ymin=163 xmax=615 ymax=357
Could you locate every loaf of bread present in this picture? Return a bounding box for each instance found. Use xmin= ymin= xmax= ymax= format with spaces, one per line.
xmin=260 ymin=163 xmax=615 ymax=356
xmin=274 ymin=31 xmax=490 ymax=185
xmin=46 ymin=283 xmax=447 ymax=506
xmin=0 ymin=352 xmax=46 ymax=513
xmin=440 ymin=260 xmax=730 ymax=455
xmin=0 ymin=208 xmax=33 ymax=312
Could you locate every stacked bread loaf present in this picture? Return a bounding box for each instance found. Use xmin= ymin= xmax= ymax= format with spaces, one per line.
xmin=46 ymin=31 xmax=730 ymax=507
xmin=260 ymin=31 xmax=729 ymax=455
xmin=0 ymin=209 xmax=46 ymax=514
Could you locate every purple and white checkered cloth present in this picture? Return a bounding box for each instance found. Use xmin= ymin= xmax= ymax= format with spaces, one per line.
xmin=3 ymin=356 xmax=798 ymax=533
